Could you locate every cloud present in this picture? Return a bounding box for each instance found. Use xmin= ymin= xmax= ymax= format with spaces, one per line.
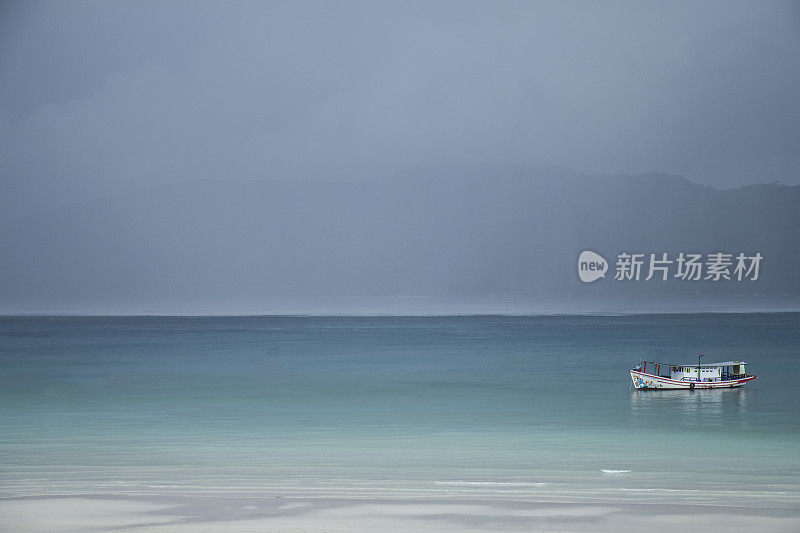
xmin=1 ymin=0 xmax=799 ymax=217
xmin=1 ymin=1 xmax=799 ymax=312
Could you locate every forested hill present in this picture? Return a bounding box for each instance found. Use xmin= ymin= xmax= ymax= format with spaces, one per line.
xmin=1 ymin=171 xmax=798 ymax=311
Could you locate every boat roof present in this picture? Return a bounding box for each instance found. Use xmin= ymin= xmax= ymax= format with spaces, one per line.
xmin=642 ymin=360 xmax=745 ymax=367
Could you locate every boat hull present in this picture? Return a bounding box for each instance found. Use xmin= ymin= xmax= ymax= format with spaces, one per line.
xmin=630 ymin=370 xmax=756 ymax=390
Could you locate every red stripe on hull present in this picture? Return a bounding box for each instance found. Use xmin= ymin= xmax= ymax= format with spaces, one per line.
xmin=630 ymin=370 xmax=756 ymax=390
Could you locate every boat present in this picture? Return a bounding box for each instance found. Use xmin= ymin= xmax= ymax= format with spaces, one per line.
xmin=630 ymin=356 xmax=756 ymax=390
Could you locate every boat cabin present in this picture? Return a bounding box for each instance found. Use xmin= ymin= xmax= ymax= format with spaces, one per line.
xmin=635 ymin=361 xmax=747 ymax=383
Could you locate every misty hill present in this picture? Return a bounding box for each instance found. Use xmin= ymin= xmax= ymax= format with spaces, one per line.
xmin=1 ymin=171 xmax=798 ymax=312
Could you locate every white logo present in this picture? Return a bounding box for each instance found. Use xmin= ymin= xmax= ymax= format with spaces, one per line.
xmin=578 ymin=250 xmax=608 ymax=283
xmin=577 ymin=250 xmax=763 ymax=284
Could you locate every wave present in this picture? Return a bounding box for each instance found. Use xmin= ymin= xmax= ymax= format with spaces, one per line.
xmin=618 ymin=488 xmax=699 ymax=493
xmin=601 ymin=469 xmax=632 ymax=474
xmin=435 ymin=481 xmax=546 ymax=487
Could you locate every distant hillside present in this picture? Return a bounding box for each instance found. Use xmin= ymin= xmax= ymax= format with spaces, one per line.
xmin=1 ymin=171 xmax=798 ymax=311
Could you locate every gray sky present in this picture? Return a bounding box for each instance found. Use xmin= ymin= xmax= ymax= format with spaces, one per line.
xmin=1 ymin=1 xmax=799 ymax=313
xmin=2 ymin=0 xmax=799 ymax=203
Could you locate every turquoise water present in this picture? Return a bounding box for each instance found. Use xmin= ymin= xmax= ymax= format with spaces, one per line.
xmin=1 ymin=314 xmax=799 ymax=503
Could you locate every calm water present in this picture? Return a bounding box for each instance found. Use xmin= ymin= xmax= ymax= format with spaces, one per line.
xmin=1 ymin=314 xmax=799 ymax=503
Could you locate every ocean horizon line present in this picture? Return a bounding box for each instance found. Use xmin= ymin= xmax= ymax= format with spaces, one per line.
xmin=2 ymin=309 xmax=799 ymax=318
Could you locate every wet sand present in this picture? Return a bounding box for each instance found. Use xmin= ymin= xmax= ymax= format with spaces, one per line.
xmin=2 ymin=494 xmax=799 ymax=532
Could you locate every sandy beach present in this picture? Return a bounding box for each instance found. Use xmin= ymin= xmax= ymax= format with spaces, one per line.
xmin=2 ymin=493 xmax=799 ymax=532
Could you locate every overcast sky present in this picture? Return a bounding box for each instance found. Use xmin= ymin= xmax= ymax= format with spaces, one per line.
xmin=1 ymin=0 xmax=799 ymax=208
xmin=1 ymin=1 xmax=799 ymax=313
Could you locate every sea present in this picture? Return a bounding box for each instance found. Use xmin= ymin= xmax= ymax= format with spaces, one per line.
xmin=1 ymin=313 xmax=799 ymax=507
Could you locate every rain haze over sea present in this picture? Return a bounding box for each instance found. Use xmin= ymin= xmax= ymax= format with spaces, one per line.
xmin=2 ymin=1 xmax=800 ymax=530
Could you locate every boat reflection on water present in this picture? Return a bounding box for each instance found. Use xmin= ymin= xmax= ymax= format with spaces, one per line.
xmin=630 ymin=387 xmax=750 ymax=424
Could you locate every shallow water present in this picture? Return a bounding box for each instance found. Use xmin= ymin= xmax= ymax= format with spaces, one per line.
xmin=1 ymin=314 xmax=798 ymax=503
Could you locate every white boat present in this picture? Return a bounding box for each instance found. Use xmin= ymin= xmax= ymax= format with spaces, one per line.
xmin=630 ymin=357 xmax=756 ymax=390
